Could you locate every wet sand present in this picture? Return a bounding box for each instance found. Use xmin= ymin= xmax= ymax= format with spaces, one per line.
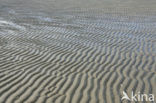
xmin=0 ymin=0 xmax=156 ymax=103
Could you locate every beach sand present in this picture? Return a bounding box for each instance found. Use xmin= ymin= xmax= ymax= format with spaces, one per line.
xmin=0 ymin=0 xmax=156 ymax=103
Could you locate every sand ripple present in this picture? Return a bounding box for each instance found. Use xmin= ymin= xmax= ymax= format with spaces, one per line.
xmin=0 ymin=6 xmax=156 ymax=103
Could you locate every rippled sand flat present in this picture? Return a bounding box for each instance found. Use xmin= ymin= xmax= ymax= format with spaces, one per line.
xmin=0 ymin=0 xmax=156 ymax=103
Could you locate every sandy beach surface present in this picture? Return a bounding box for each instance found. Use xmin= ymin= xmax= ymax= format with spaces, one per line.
xmin=0 ymin=0 xmax=156 ymax=103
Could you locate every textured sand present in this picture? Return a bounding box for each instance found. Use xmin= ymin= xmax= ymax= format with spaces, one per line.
xmin=0 ymin=0 xmax=156 ymax=103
